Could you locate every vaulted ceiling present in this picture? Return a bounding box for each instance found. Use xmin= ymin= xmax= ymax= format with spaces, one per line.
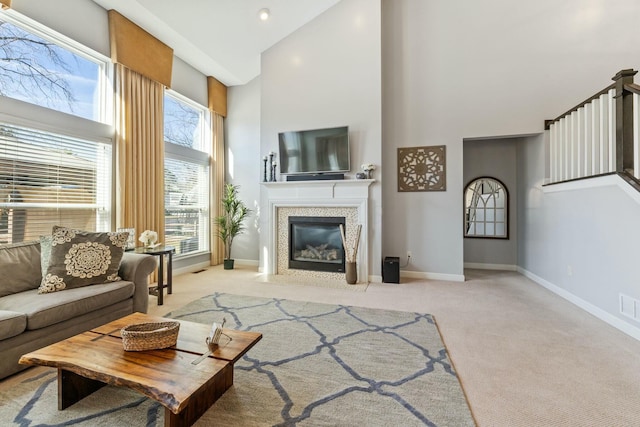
xmin=91 ymin=0 xmax=341 ymax=86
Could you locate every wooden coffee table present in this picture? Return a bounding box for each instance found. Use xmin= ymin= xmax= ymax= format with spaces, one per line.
xmin=19 ymin=312 xmax=262 ymax=427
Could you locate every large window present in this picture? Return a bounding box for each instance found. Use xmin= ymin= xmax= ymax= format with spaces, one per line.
xmin=0 ymin=10 xmax=113 ymax=243
xmin=164 ymin=91 xmax=210 ymax=257
xmin=0 ymin=12 xmax=110 ymax=123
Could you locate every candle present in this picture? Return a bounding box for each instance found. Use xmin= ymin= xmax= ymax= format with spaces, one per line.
xmin=263 ymin=156 xmax=268 ymax=161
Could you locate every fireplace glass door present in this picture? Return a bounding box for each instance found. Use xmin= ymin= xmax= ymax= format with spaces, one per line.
xmin=289 ymin=216 xmax=346 ymax=273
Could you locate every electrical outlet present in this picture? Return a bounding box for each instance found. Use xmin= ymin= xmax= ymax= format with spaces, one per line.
xmin=407 ymin=251 xmax=412 ymax=258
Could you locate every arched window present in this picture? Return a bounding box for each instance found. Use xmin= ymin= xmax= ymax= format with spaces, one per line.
xmin=464 ymin=177 xmax=508 ymax=239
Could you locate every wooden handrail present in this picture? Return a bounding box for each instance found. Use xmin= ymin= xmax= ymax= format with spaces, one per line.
xmin=545 ymin=70 xmax=640 ymax=130
xmin=623 ymin=82 xmax=640 ymax=96
xmin=619 ymin=170 xmax=640 ymax=192
xmin=545 ymin=83 xmax=615 ymax=129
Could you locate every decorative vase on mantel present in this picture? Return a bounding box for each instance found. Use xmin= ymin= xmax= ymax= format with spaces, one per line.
xmin=345 ymin=261 xmax=357 ymax=284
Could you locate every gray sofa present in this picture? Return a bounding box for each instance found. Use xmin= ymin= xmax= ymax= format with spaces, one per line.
xmin=0 ymin=240 xmax=157 ymax=379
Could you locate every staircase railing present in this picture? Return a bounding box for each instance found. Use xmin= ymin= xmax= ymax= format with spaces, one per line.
xmin=546 ymin=69 xmax=640 ymax=185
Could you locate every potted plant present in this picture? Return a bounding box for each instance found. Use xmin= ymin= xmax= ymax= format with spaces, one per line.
xmin=215 ymin=183 xmax=251 ymax=269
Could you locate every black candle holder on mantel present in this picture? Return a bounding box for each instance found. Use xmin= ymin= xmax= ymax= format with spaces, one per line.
xmin=270 ymin=162 xmax=277 ymax=182
xmin=268 ymin=152 xmax=275 ymax=181
xmin=262 ymin=156 xmax=268 ymax=182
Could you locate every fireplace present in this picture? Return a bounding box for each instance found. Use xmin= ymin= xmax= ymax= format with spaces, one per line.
xmin=288 ymin=216 xmax=346 ymax=273
xmin=262 ymin=180 xmax=372 ymax=281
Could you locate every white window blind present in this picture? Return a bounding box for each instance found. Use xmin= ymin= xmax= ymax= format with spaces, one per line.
xmin=0 ymin=122 xmax=112 ymax=244
xmin=164 ymin=155 xmax=209 ymax=255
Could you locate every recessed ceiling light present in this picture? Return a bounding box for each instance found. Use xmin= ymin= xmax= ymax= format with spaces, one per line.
xmin=258 ymin=8 xmax=270 ymax=21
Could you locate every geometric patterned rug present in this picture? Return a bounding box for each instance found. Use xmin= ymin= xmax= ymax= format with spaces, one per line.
xmin=168 ymin=293 xmax=476 ymax=426
xmin=0 ymin=293 xmax=475 ymax=426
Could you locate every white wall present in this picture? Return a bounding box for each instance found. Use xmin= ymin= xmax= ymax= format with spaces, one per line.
xmin=171 ymin=57 xmax=207 ymax=107
xmin=11 ymin=0 xmax=110 ymax=57
xmin=382 ymin=0 xmax=640 ymax=278
xmin=258 ymin=0 xmax=382 ymax=277
xmin=463 ymin=138 xmax=518 ymax=267
xmin=517 ymin=135 xmax=640 ymax=336
xmin=226 ymin=76 xmax=262 ymax=262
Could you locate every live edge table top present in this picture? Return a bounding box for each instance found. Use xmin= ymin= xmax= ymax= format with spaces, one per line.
xmin=19 ymin=312 xmax=262 ymax=418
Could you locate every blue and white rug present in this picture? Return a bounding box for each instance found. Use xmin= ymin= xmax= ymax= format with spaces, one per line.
xmin=0 ymin=293 xmax=475 ymax=426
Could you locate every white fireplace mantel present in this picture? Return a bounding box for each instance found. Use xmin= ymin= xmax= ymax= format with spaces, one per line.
xmin=261 ymin=179 xmax=373 ymax=200
xmin=261 ymin=179 xmax=373 ymax=281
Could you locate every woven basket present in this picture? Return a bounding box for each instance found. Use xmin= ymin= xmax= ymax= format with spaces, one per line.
xmin=121 ymin=321 xmax=180 ymax=351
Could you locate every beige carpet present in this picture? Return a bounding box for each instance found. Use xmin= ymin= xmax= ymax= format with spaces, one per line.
xmin=148 ymin=266 xmax=640 ymax=426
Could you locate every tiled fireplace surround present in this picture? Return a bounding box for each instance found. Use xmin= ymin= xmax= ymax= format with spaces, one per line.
xmin=261 ymin=180 xmax=373 ymax=283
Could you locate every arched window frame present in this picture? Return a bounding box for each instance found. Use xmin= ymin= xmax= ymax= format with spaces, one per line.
xmin=464 ymin=176 xmax=509 ymax=239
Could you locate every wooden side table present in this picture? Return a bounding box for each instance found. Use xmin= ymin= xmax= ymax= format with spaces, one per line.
xmin=134 ymin=245 xmax=176 ymax=305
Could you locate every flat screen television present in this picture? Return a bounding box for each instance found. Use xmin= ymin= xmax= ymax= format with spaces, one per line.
xmin=278 ymin=126 xmax=350 ymax=175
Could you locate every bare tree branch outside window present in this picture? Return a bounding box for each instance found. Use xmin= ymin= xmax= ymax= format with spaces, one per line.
xmin=0 ymin=19 xmax=100 ymax=120
xmin=164 ymin=96 xmax=200 ymax=148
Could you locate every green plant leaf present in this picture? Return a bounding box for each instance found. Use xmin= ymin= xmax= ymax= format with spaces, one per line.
xmin=215 ymin=183 xmax=252 ymax=259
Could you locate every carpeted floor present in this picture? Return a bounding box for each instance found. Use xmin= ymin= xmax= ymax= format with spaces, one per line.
xmin=0 ymin=293 xmax=474 ymax=426
xmin=0 ymin=368 xmax=161 ymax=426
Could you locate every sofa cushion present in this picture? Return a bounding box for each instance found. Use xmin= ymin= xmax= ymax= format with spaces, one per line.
xmin=0 ymin=310 xmax=27 ymax=340
xmin=39 ymin=226 xmax=129 ymax=294
xmin=0 ymin=281 xmax=135 ymax=330
xmin=0 ymin=241 xmax=41 ymax=297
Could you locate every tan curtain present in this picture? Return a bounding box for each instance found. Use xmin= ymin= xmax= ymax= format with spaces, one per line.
xmin=210 ymin=112 xmax=225 ymax=265
xmin=114 ymin=63 xmax=165 ymax=246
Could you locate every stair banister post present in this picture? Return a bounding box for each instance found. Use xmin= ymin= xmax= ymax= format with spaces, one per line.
xmin=612 ymin=69 xmax=637 ymax=173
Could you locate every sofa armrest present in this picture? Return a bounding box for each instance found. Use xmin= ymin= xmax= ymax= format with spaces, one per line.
xmin=119 ymin=252 xmax=158 ymax=313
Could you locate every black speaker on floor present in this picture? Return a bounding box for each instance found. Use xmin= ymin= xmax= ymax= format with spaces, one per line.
xmin=382 ymin=257 xmax=400 ymax=284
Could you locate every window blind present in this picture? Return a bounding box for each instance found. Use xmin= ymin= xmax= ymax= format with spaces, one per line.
xmin=0 ymin=122 xmax=112 ymax=244
xmin=164 ymin=155 xmax=209 ymax=255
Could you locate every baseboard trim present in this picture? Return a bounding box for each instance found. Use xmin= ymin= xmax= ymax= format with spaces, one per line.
xmin=173 ymin=258 xmax=258 ymax=276
xmin=368 ymin=275 xmax=383 ymax=283
xmin=464 ymin=263 xmax=517 ymax=271
xmin=173 ymin=261 xmax=212 ymax=277
xmin=517 ymin=266 xmax=640 ymax=341
xmin=234 ymin=259 xmax=260 ymax=267
xmin=401 ymin=270 xmax=465 ymax=283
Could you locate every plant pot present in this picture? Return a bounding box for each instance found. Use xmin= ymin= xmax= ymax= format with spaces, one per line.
xmin=223 ymin=259 xmax=235 ymax=270
xmin=345 ymin=261 xmax=357 ymax=284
